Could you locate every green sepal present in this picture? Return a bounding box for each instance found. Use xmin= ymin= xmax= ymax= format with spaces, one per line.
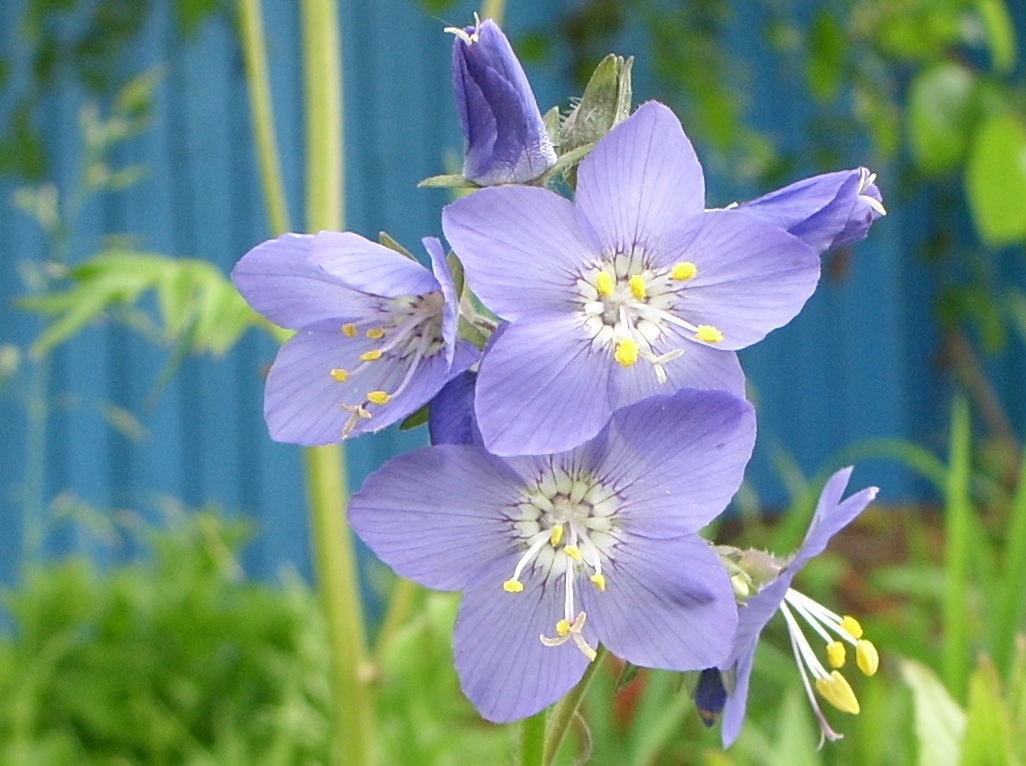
xmin=417 ymin=173 xmax=479 ymax=190
xmin=457 ymin=316 xmax=490 ymax=350
xmin=446 ymin=252 xmax=466 ymax=299
xmin=614 ymin=661 xmax=641 ymax=692
xmin=559 ymin=54 xmax=634 ymax=154
xmin=378 ymin=231 xmax=417 ymax=261
xmin=399 ymin=404 xmax=429 ymax=431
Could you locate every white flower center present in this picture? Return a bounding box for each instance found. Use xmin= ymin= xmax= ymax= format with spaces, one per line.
xmin=327 ymin=290 xmax=447 ymax=436
xmin=501 ymin=461 xmax=623 ymax=660
xmin=574 ymin=248 xmax=723 ymax=383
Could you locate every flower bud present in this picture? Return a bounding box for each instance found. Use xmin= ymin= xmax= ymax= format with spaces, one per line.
xmin=739 ymin=167 xmax=886 ymax=255
xmin=450 ymin=18 xmax=556 ymax=185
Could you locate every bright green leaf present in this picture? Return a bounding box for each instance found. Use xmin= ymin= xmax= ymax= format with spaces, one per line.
xmin=975 ymin=0 xmax=1017 ymax=74
xmin=960 ymin=657 xmax=1016 ymax=766
xmin=901 ymin=658 xmax=966 ymax=766
xmin=907 ymin=62 xmax=978 ymax=175
xmin=966 ymin=113 xmax=1026 ymax=245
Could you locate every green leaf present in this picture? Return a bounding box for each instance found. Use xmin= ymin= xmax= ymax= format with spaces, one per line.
xmin=399 ymin=405 xmax=428 ymax=431
xmin=975 ymin=0 xmax=1017 ymax=74
xmin=417 ymin=173 xmax=477 ymax=189
xmin=377 ymin=231 xmax=417 ymax=261
xmin=907 ymin=62 xmax=978 ymax=175
xmin=807 ymin=10 xmax=845 ymax=102
xmin=960 ymin=657 xmax=1016 ymax=766
xmin=966 ymin=113 xmax=1026 ymax=245
xmin=901 ymin=659 xmax=966 ymax=766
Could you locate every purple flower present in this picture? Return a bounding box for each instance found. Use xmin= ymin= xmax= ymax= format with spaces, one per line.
xmin=449 ymin=17 xmax=557 ymax=185
xmin=442 ymin=101 xmax=821 ymax=456
xmin=738 ymin=168 xmax=886 ymax=255
xmin=350 ymin=388 xmax=755 ymax=723
xmin=711 ymin=468 xmax=879 ymax=747
xmin=231 ymin=232 xmax=474 ymax=444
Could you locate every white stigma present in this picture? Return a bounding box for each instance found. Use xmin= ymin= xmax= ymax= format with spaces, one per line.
xmin=857 ymin=167 xmax=886 ymax=216
xmin=575 ymin=247 xmax=723 ymax=382
xmin=501 ymin=461 xmax=621 ymax=661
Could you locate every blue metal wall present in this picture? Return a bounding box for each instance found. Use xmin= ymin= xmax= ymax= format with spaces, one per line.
xmin=0 ymin=0 xmax=979 ymax=583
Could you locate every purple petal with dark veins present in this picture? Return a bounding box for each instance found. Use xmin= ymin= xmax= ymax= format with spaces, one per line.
xmin=442 ymin=186 xmax=596 ymax=321
xmin=474 ymin=314 xmax=613 ymax=456
xmin=264 ymin=328 xmax=452 ymax=444
xmin=583 ymin=534 xmax=737 ymax=670
xmin=453 ymin=558 xmax=593 ymax=722
xmin=231 ymin=233 xmax=377 ymax=329
xmin=576 ymin=102 xmax=705 ymax=253
xmin=656 ymin=210 xmax=820 ymax=351
xmin=349 ymin=444 xmax=526 ymax=591
xmin=308 ymin=231 xmax=440 ymax=298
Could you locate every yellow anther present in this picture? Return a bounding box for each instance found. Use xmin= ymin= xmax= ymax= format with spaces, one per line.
xmin=730 ymin=573 xmax=750 ymax=599
xmin=564 ymin=545 xmax=582 ymax=561
xmin=856 ymin=640 xmax=879 ymax=676
xmin=590 ymin=573 xmax=606 ymax=591
xmin=360 ymin=349 xmax=383 ymax=362
xmin=614 ymin=338 xmax=640 ymax=367
xmin=815 ymin=671 xmax=860 ymax=714
xmin=671 ymin=261 xmax=698 ymax=281
xmin=341 ymin=323 xmax=358 ymax=337
xmin=628 ymin=274 xmax=647 ymax=299
xmin=366 ymin=391 xmax=390 ymax=405
xmin=696 ymin=325 xmax=724 ymax=343
xmin=556 ymin=619 xmax=571 ymax=637
xmin=330 ymin=368 xmax=349 ymax=383
xmin=827 ymin=640 xmax=846 ymax=669
xmin=549 ymin=525 xmax=564 ymax=547
xmin=503 ymin=579 xmax=524 ymax=593
xmin=841 ymin=615 xmax=863 ymax=639
xmin=366 ymin=327 xmax=385 ymax=340
xmin=596 ymin=270 xmax=615 ymax=297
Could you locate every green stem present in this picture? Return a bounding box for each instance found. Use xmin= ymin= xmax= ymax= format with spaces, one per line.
xmin=298 ymin=2 xmax=373 ymax=764
xmin=373 ymin=576 xmax=418 ymax=665
xmin=238 ymin=0 xmax=292 ymax=234
xmin=943 ymin=396 xmax=972 ymax=697
xmin=520 ymin=708 xmax=547 ymax=766
xmin=304 ymin=446 xmax=373 ymax=766
xmin=302 ymin=0 xmax=344 ymax=234
xmin=543 ymin=645 xmax=608 ymax=766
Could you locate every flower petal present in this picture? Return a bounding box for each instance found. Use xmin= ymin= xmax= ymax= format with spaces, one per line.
xmin=429 ymin=371 xmax=481 ymax=446
xmin=474 ymin=315 xmax=613 ymax=456
xmin=721 ymin=647 xmax=756 ymax=746
xmin=231 ymin=233 xmax=376 ymax=329
xmin=609 ymin=342 xmax=746 ymax=409
xmin=454 ymin=558 xmax=592 ymax=722
xmin=583 ymin=534 xmax=737 ymax=670
xmin=424 ymin=236 xmax=460 ymax=366
xmin=792 ymin=467 xmax=879 ymax=571
xmin=264 ymin=329 xmax=450 ymax=444
xmin=601 ymin=389 xmax=756 ymax=536
xmin=349 ymin=445 xmax=527 ymax=591
xmin=308 ymin=231 xmax=440 ymax=298
xmin=576 ymin=101 xmax=705 ymax=254
xmin=443 ymin=186 xmax=596 ymax=321
xmin=658 ymin=209 xmax=821 ymax=350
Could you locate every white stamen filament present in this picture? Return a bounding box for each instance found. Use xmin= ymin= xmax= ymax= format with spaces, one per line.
xmin=782 ymin=604 xmax=845 ymax=745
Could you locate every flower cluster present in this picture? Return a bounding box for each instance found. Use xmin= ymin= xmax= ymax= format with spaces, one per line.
xmin=232 ymin=16 xmax=885 ymax=744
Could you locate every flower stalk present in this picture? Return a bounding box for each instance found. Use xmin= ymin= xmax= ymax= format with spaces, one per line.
xmin=299 ymin=2 xmax=375 ymax=764
xmin=543 ymin=645 xmax=608 ymax=765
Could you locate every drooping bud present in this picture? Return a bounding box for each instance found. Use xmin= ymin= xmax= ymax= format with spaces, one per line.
xmin=738 ymin=167 xmax=885 ymax=255
xmin=449 ymin=18 xmax=556 ymax=185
